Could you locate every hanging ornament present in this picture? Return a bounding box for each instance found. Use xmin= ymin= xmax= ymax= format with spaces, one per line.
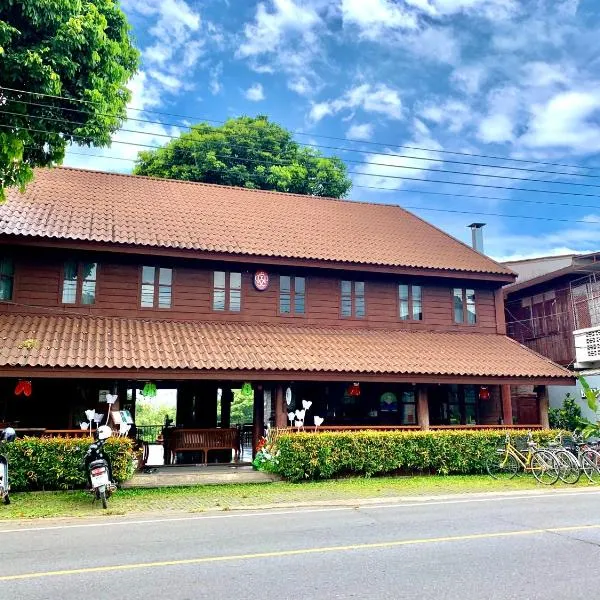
xmin=142 ymin=382 xmax=157 ymax=398
xmin=348 ymin=382 xmax=361 ymax=397
xmin=479 ymin=386 xmax=490 ymax=401
xmin=285 ymin=387 xmax=292 ymax=406
xmin=14 ymin=380 xmax=32 ymax=397
xmin=241 ymin=382 xmax=253 ymax=398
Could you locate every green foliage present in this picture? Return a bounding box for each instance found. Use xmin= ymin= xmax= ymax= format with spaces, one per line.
xmin=548 ymin=394 xmax=582 ymax=431
xmin=134 ymin=116 xmax=353 ymax=198
xmin=0 ymin=436 xmax=136 ymax=491
xmin=135 ymin=402 xmax=175 ymax=427
xmin=0 ymin=0 xmax=139 ymax=199
xmin=230 ymin=388 xmax=253 ymax=425
xmin=258 ymin=430 xmax=561 ymax=481
xmin=577 ymin=376 xmax=600 ymax=439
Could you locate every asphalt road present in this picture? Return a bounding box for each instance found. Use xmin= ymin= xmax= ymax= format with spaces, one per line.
xmin=1 ymin=489 xmax=600 ymax=599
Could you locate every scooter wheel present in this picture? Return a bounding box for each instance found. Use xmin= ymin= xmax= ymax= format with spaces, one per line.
xmin=4 ymin=495 xmax=10 ymax=505
xmin=99 ymin=488 xmax=108 ymax=509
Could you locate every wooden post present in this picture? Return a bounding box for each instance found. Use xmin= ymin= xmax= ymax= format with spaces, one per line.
xmin=538 ymin=385 xmax=550 ymax=429
xmin=252 ymin=385 xmax=265 ymax=459
xmin=417 ymin=386 xmax=430 ymax=430
xmin=274 ymin=384 xmax=287 ymax=428
xmin=501 ymin=384 xmax=513 ymax=425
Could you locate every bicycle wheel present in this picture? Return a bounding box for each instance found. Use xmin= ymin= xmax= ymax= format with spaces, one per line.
xmin=486 ymin=450 xmax=519 ymax=479
xmin=582 ymin=449 xmax=600 ymax=484
xmin=530 ymin=450 xmax=560 ymax=485
xmin=553 ymin=450 xmax=581 ymax=484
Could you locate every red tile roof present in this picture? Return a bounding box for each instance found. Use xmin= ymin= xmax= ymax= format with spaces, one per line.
xmin=0 ymin=314 xmax=571 ymax=380
xmin=0 ymin=167 xmax=513 ymax=277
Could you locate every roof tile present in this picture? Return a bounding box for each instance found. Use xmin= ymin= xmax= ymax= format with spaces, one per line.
xmin=0 ymin=167 xmax=512 ymax=276
xmin=0 ymin=314 xmax=570 ymax=379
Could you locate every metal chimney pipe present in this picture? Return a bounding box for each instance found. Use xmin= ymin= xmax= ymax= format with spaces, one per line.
xmin=468 ymin=223 xmax=486 ymax=253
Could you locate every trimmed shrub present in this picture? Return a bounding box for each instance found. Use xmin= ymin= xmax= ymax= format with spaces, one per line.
xmin=0 ymin=437 xmax=137 ymax=491
xmin=260 ymin=429 xmax=560 ymax=481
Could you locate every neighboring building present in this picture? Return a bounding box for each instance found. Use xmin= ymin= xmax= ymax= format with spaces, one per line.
xmin=0 ymin=168 xmax=571 ymax=453
xmin=504 ymin=252 xmax=600 ymax=419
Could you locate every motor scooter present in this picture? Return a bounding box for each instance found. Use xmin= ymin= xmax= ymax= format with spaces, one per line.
xmin=84 ymin=425 xmax=116 ymax=509
xmin=0 ymin=426 xmax=16 ymax=505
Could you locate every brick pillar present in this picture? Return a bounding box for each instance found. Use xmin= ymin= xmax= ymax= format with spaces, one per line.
xmin=501 ymin=384 xmax=513 ymax=425
xmin=417 ymin=386 xmax=430 ymax=430
xmin=537 ymin=385 xmax=550 ymax=429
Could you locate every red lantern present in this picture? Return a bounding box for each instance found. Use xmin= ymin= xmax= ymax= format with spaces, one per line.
xmin=15 ymin=380 xmax=32 ymax=397
xmin=479 ymin=386 xmax=490 ymax=401
xmin=348 ymin=382 xmax=361 ymax=397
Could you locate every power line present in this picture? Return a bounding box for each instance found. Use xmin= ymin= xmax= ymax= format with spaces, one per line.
xmin=9 ymin=120 xmax=600 ymax=201
xmin=5 ymin=94 xmax=600 ymax=181
xmin=8 ymin=107 xmax=600 ymax=189
xmin=63 ymin=150 xmax=600 ymax=212
xmin=1 ymin=84 xmax=596 ymax=172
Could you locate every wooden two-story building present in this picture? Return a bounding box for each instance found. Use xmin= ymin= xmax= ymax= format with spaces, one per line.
xmin=0 ymin=167 xmax=572 ymax=450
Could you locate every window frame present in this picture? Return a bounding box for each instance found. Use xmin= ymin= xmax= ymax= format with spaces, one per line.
xmin=340 ymin=280 xmax=366 ymax=319
xmin=452 ymin=287 xmax=477 ymax=325
xmin=139 ymin=265 xmax=173 ymax=310
xmin=0 ymin=257 xmax=15 ymax=303
xmin=212 ymin=270 xmax=243 ymax=313
xmin=398 ymin=284 xmax=423 ymax=322
xmin=279 ymin=275 xmax=306 ymax=316
xmin=61 ymin=261 xmax=99 ymax=306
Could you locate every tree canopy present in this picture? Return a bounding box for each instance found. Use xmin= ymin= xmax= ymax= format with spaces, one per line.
xmin=134 ymin=116 xmax=352 ymax=198
xmin=0 ymin=0 xmax=139 ymax=200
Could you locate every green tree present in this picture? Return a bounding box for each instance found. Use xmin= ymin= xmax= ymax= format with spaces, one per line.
xmin=230 ymin=389 xmax=254 ymax=425
xmin=548 ymin=394 xmax=582 ymax=431
xmin=134 ymin=116 xmax=352 ymax=198
xmin=134 ymin=402 xmax=175 ymax=427
xmin=0 ymin=0 xmax=139 ymax=200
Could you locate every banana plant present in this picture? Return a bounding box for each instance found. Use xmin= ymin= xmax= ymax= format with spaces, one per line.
xmin=577 ymin=375 xmax=600 ymax=439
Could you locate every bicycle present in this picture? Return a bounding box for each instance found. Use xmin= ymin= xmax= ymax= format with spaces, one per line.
xmin=571 ymin=432 xmax=600 ymax=484
xmin=546 ymin=432 xmax=581 ymax=485
xmin=486 ymin=432 xmax=560 ymax=485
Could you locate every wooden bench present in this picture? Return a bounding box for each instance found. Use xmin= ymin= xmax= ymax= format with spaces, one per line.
xmin=167 ymin=428 xmax=240 ymax=464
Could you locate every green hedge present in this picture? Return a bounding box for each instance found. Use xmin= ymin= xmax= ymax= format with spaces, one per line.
xmin=257 ymin=430 xmax=560 ymax=481
xmin=0 ymin=437 xmax=137 ymax=491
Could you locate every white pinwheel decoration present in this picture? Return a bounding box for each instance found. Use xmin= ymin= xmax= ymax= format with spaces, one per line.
xmin=85 ymin=409 xmax=96 ymax=421
xmin=93 ymin=412 xmax=104 ymax=424
xmin=294 ymin=420 xmax=304 ymax=429
xmin=314 ymin=416 xmax=324 ymax=428
xmin=302 ymin=400 xmax=312 ymax=411
xmin=105 ymin=394 xmax=118 ymax=405
xmin=288 ymin=411 xmax=295 ymax=426
xmin=80 ymin=422 xmax=89 ymax=430
xmin=295 ymin=409 xmax=306 ymax=421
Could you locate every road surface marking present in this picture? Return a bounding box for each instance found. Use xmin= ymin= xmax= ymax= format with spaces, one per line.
xmin=1 ymin=523 xmax=599 ymax=581
xmin=1 ymin=489 xmax=600 ymax=535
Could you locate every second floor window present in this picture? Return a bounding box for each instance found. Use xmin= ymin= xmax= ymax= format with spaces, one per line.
xmin=141 ymin=266 xmax=172 ymax=309
xmin=280 ymin=275 xmax=305 ymax=315
xmin=213 ymin=271 xmax=241 ymax=312
xmin=453 ymin=288 xmax=476 ymax=324
xmin=62 ymin=261 xmax=97 ymax=305
xmin=0 ymin=258 xmax=14 ymax=301
xmin=341 ymin=280 xmax=365 ymax=318
xmin=399 ymin=284 xmax=423 ymax=321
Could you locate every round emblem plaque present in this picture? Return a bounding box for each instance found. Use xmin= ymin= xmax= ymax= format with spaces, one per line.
xmin=254 ymin=270 xmax=269 ymax=291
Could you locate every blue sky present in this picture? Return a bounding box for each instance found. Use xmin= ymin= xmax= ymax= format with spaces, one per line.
xmin=63 ymin=0 xmax=600 ymax=261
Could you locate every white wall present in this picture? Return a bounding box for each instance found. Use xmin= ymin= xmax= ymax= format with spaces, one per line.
xmin=548 ymin=380 xmax=599 ymax=422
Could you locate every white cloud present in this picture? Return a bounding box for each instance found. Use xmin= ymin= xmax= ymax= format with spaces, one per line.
xmin=310 ymin=83 xmax=403 ymax=122
xmin=288 ymin=76 xmax=313 ymax=96
xmin=353 ymin=137 xmax=443 ymax=190
xmin=419 ymin=99 xmax=472 ymax=133
xmin=237 ymin=0 xmax=320 ymax=58
xmin=478 ymin=114 xmax=515 ymax=143
xmin=476 ymin=86 xmax=521 ymax=144
xmin=346 ymin=123 xmax=374 ymax=140
xmin=451 ymin=65 xmax=487 ymax=94
xmin=341 ymin=0 xmax=418 ymax=39
xmin=520 ymin=89 xmax=600 ymax=153
xmin=148 ymin=70 xmax=182 ymax=92
xmin=209 ymin=63 xmax=223 ymax=95
xmin=245 ymin=83 xmax=266 ymax=101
